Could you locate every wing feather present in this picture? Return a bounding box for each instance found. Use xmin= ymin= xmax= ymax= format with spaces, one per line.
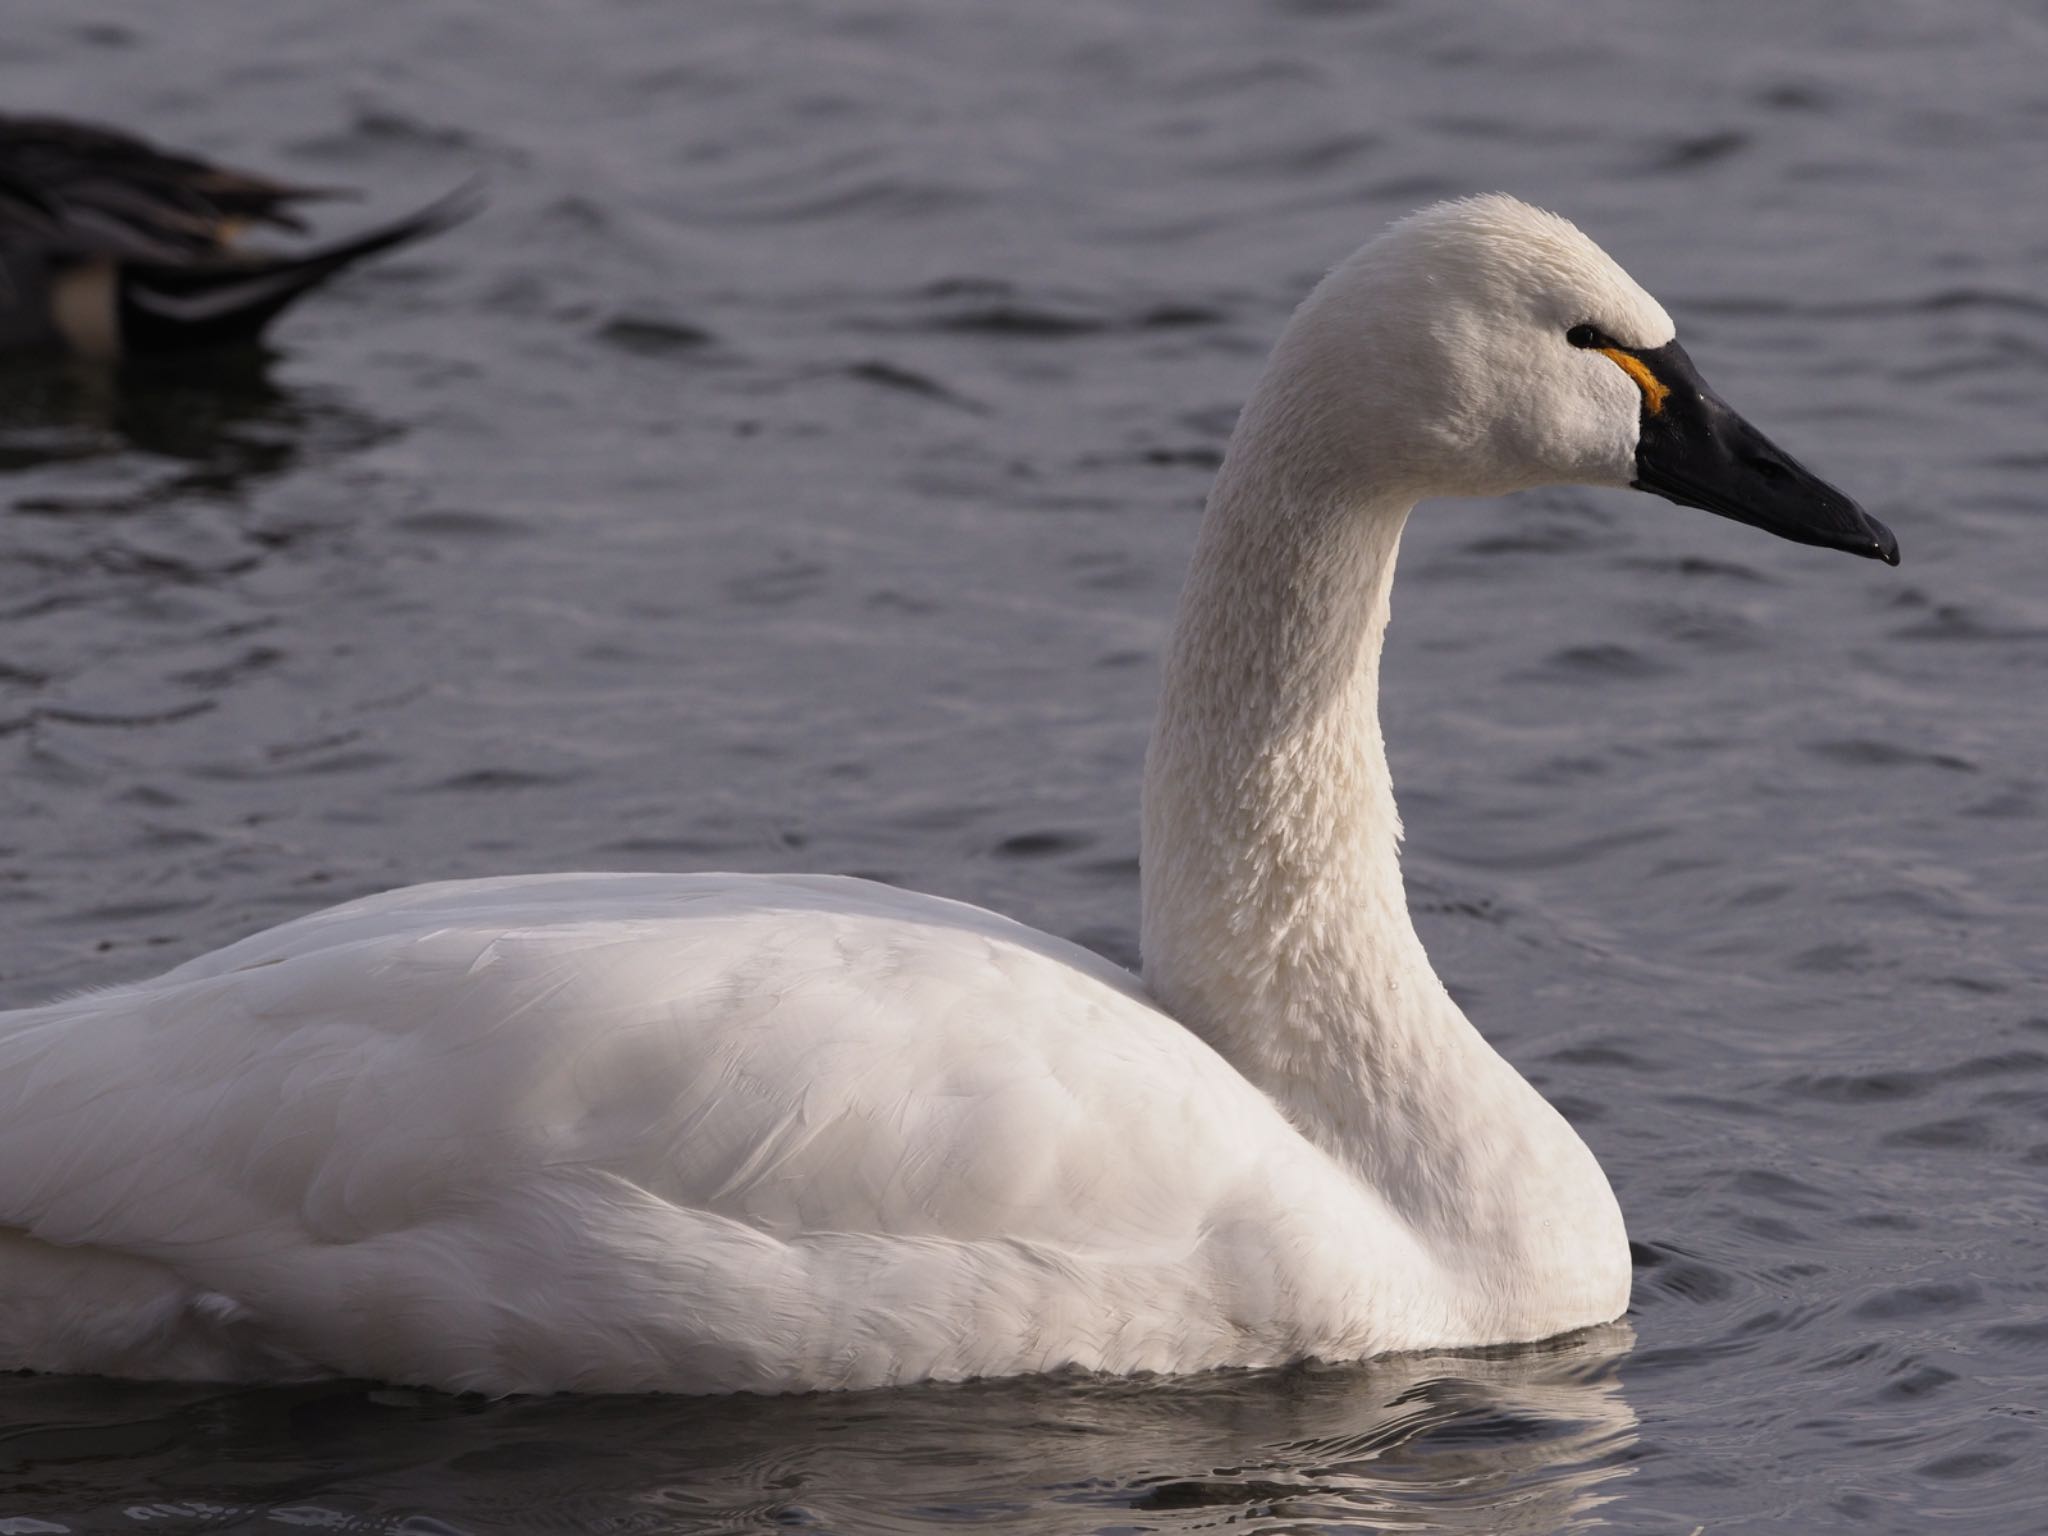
xmin=0 ymin=873 xmax=1406 ymax=1390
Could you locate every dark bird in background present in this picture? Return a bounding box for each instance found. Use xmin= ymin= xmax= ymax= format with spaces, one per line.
xmin=0 ymin=113 xmax=477 ymax=358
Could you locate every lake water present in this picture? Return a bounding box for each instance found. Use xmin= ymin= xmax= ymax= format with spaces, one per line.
xmin=2 ymin=1 xmax=2045 ymax=1530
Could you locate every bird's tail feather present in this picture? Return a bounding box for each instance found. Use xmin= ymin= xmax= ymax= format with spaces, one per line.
xmin=117 ymin=181 xmax=482 ymax=353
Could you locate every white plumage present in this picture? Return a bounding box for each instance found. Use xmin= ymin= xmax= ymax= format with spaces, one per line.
xmin=1 ymin=875 xmax=1433 ymax=1392
xmin=2 ymin=195 xmax=1875 ymax=1394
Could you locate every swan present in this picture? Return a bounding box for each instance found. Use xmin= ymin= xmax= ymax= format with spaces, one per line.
xmin=0 ymin=113 xmax=476 ymax=357
xmin=0 ymin=195 xmax=1896 ymax=1395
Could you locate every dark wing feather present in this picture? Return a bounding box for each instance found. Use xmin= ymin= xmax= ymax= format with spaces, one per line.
xmin=0 ymin=113 xmax=340 ymax=261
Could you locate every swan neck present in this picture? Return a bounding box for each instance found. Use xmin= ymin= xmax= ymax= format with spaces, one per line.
xmin=1137 ymin=376 xmax=1629 ymax=1339
xmin=1141 ymin=453 xmax=1423 ymax=1095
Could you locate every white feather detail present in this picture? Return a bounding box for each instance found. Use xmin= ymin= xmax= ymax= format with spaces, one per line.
xmin=0 ymin=874 xmax=1447 ymax=1392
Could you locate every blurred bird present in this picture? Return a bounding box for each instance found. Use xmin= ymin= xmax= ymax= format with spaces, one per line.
xmin=0 ymin=113 xmax=477 ymax=358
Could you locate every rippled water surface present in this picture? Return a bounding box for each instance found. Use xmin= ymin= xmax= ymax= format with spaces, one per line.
xmin=3 ymin=2 xmax=2046 ymax=1530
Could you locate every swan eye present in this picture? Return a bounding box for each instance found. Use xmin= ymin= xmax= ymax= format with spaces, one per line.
xmin=1568 ymin=324 xmax=1670 ymax=415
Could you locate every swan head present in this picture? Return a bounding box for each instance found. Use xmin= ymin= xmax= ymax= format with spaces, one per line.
xmin=1265 ymin=194 xmax=1898 ymax=564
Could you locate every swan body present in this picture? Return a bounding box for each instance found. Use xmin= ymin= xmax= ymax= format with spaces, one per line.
xmin=0 ymin=197 xmax=1895 ymax=1394
xmin=0 ymin=874 xmax=1447 ymax=1393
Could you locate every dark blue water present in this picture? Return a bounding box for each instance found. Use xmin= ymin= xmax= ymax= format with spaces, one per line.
xmin=2 ymin=1 xmax=2045 ymax=1530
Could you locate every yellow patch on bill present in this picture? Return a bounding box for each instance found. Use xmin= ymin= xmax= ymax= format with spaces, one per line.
xmin=1599 ymin=347 xmax=1670 ymax=416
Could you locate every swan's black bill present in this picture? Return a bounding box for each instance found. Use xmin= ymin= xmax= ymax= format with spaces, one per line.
xmin=1628 ymin=340 xmax=1899 ymax=566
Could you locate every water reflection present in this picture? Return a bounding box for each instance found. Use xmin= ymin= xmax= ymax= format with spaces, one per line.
xmin=0 ymin=350 xmax=393 ymax=515
xmin=0 ymin=1327 xmax=1637 ymax=1533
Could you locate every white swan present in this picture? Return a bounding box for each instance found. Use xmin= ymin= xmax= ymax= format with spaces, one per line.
xmin=0 ymin=196 xmax=1896 ymax=1395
